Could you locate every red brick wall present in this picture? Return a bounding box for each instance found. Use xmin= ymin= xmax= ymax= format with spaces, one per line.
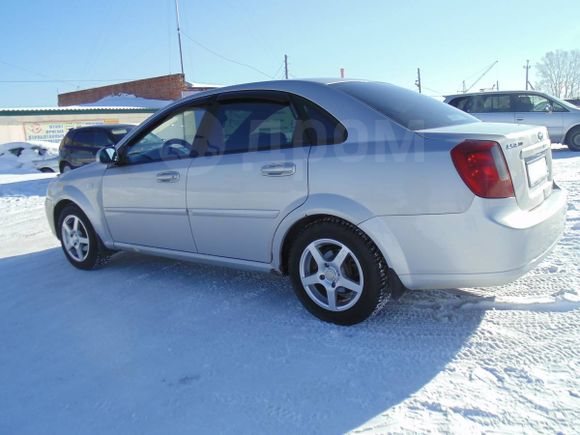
xmin=58 ymin=74 xmax=186 ymax=106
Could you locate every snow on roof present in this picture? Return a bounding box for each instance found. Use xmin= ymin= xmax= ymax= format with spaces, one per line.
xmin=79 ymin=93 xmax=173 ymax=109
xmin=187 ymin=82 xmax=223 ymax=89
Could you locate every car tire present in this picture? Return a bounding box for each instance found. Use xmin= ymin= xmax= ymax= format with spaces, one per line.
xmin=565 ymin=126 xmax=580 ymax=151
xmin=288 ymin=217 xmax=391 ymax=325
xmin=57 ymin=204 xmax=111 ymax=270
xmin=60 ymin=162 xmax=72 ymax=173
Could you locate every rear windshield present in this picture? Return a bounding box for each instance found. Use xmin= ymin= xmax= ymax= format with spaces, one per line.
xmin=331 ymin=81 xmax=477 ymax=130
xmin=109 ymin=127 xmax=132 ymax=143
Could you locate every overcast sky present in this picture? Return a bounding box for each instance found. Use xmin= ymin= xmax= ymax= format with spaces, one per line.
xmin=1 ymin=0 xmax=579 ymax=107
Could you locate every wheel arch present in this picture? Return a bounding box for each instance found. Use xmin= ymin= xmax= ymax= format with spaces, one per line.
xmin=273 ymin=197 xmax=410 ymax=281
xmin=53 ymin=186 xmax=112 ymax=246
xmin=564 ymin=123 xmax=580 ymax=145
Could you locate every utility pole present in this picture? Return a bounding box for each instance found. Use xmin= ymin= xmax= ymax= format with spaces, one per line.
xmin=415 ymin=68 xmax=422 ymax=93
xmin=174 ymin=0 xmax=185 ymax=77
xmin=524 ymin=59 xmax=530 ymax=90
xmin=284 ymin=54 xmax=289 ymax=80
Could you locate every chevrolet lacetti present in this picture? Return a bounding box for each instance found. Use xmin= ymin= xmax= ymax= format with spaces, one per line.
xmin=45 ymin=79 xmax=567 ymax=325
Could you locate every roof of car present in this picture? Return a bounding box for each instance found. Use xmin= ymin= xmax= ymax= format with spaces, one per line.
xmin=444 ymin=90 xmax=549 ymax=99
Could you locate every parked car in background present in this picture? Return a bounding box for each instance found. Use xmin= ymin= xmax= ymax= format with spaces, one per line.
xmin=444 ymin=90 xmax=580 ymax=151
xmin=58 ymin=124 xmax=134 ymax=172
xmin=46 ymin=79 xmax=566 ymax=325
xmin=0 ymin=141 xmax=60 ymax=172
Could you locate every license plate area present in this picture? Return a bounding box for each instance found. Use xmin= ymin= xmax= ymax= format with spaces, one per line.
xmin=525 ymin=155 xmax=548 ymax=188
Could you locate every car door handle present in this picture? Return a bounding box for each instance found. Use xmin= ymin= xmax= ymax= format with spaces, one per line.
xmin=516 ymin=117 xmax=525 ymax=121
xmin=156 ymin=171 xmax=180 ymax=183
xmin=261 ymin=162 xmax=296 ymax=177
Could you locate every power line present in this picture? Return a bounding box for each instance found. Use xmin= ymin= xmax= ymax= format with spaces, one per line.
xmin=180 ymin=31 xmax=273 ymax=79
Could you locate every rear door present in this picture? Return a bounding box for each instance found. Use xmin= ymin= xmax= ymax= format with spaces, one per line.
xmin=186 ymin=91 xmax=309 ymax=263
xmin=513 ymin=93 xmax=564 ymax=141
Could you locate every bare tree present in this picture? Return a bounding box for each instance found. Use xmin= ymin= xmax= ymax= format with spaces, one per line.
xmin=535 ymin=50 xmax=580 ymax=98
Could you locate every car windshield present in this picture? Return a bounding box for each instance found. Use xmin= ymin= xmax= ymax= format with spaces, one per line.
xmin=550 ymin=95 xmax=578 ymax=111
xmin=331 ymin=81 xmax=477 ymax=130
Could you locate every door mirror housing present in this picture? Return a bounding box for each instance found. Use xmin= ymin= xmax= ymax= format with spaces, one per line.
xmin=96 ymin=146 xmax=118 ymax=164
xmin=544 ymin=103 xmax=554 ymax=113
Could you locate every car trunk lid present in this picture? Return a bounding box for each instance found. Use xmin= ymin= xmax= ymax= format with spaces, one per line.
xmin=417 ymin=122 xmax=553 ymax=211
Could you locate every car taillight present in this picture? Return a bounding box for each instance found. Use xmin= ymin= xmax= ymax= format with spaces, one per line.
xmin=451 ymin=140 xmax=514 ymax=198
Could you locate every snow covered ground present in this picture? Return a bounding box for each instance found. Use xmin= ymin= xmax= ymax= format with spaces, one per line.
xmin=0 ymin=147 xmax=578 ymax=434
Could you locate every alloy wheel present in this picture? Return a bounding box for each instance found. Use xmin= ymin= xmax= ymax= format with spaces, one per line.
xmin=298 ymin=238 xmax=364 ymax=312
xmin=61 ymin=215 xmax=90 ymax=262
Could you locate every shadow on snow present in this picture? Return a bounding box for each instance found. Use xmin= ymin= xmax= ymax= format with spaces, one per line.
xmin=0 ymin=248 xmax=485 ymax=434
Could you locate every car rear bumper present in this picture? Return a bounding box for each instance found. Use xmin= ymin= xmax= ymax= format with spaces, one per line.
xmin=360 ymin=184 xmax=567 ymax=290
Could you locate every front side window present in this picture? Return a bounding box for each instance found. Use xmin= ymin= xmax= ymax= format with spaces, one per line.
xmin=514 ymin=94 xmax=566 ymax=113
xmin=122 ymin=107 xmax=206 ymax=165
xmin=203 ymin=100 xmax=298 ymax=155
xmin=73 ymin=130 xmax=98 ymax=148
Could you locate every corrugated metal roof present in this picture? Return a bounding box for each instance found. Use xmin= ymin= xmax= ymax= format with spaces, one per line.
xmin=0 ymin=106 xmax=158 ymax=116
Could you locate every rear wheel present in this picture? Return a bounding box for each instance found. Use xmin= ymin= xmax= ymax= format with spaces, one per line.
xmin=288 ymin=218 xmax=390 ymax=325
xmin=58 ymin=205 xmax=111 ymax=270
xmin=565 ymin=126 xmax=580 ymax=151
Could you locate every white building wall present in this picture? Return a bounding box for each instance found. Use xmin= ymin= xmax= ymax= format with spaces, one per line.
xmin=0 ymin=111 xmax=154 ymax=145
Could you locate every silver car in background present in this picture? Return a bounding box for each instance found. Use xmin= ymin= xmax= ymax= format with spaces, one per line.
xmin=444 ymin=90 xmax=580 ymax=151
xmin=45 ymin=79 xmax=567 ymax=325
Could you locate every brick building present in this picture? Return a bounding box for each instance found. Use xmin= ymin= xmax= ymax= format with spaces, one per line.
xmin=58 ymin=74 xmax=219 ymax=107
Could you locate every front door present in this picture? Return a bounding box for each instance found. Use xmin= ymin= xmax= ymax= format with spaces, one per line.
xmin=513 ymin=93 xmax=564 ymax=142
xmin=102 ymin=106 xmax=208 ymax=252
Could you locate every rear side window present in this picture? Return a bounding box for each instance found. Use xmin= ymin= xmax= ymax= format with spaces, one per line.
xmin=332 ymin=81 xmax=476 ymax=130
xmin=72 ymin=131 xmax=94 ymax=148
xmin=480 ymin=94 xmax=512 ymax=113
xmin=73 ymin=130 xmax=113 ymax=148
xmin=204 ymin=100 xmax=298 ymax=155
xmin=293 ymin=96 xmax=347 ymax=145
xmin=448 ymin=96 xmax=470 ymax=111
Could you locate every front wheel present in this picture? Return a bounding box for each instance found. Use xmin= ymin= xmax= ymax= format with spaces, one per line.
xmin=288 ymin=218 xmax=391 ymax=325
xmin=566 ymin=127 xmax=580 ymax=151
xmin=58 ymin=205 xmax=111 ymax=270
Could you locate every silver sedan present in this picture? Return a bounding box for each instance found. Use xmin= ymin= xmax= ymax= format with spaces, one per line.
xmin=46 ymin=79 xmax=567 ymax=324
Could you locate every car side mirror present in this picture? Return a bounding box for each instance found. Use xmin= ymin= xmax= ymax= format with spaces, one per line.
xmin=545 ymin=104 xmax=553 ymax=113
xmin=96 ymin=146 xmax=118 ymax=164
